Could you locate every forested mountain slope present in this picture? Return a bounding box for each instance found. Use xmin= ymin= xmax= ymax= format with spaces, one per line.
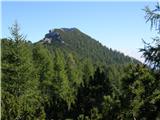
xmin=39 ymin=28 xmax=139 ymax=66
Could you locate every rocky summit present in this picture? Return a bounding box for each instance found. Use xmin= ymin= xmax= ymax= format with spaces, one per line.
xmin=42 ymin=29 xmax=64 ymax=44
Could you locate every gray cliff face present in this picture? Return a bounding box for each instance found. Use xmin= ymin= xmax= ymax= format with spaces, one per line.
xmin=42 ymin=28 xmax=77 ymax=44
xmin=43 ymin=29 xmax=64 ymax=43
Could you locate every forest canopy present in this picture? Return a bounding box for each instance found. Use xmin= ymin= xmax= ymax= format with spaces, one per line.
xmin=1 ymin=3 xmax=160 ymax=120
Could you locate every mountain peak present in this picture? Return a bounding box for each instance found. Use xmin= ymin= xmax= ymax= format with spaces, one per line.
xmin=41 ymin=27 xmax=79 ymax=44
xmin=42 ymin=29 xmax=64 ymax=44
xmin=38 ymin=27 xmax=139 ymax=65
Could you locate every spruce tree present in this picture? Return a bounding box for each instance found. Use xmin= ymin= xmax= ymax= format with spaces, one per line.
xmin=1 ymin=22 xmax=45 ymax=119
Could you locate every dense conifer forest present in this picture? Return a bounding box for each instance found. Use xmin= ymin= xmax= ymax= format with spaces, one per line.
xmin=1 ymin=3 xmax=160 ymax=120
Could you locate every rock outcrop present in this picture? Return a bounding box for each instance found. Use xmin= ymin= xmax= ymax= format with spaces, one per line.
xmin=43 ymin=30 xmax=64 ymax=43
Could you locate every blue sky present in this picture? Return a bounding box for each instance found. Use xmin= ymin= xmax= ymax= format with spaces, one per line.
xmin=1 ymin=1 xmax=158 ymax=61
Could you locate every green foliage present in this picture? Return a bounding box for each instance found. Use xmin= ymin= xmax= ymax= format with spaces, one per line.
xmin=1 ymin=22 xmax=45 ymax=120
xmin=142 ymin=2 xmax=160 ymax=70
xmin=120 ymin=64 xmax=155 ymax=119
xmin=90 ymin=107 xmax=102 ymax=120
xmin=2 ymin=3 xmax=160 ymax=119
xmin=81 ymin=58 xmax=94 ymax=86
xmin=32 ymin=44 xmax=54 ymax=103
xmin=54 ymin=49 xmax=75 ymax=110
xmin=102 ymin=95 xmax=114 ymax=115
xmin=77 ymin=114 xmax=90 ymax=120
xmin=144 ymin=2 xmax=160 ymax=32
xmin=140 ymin=38 xmax=160 ymax=70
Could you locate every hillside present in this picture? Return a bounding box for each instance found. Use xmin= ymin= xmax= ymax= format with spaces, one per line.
xmin=38 ymin=28 xmax=139 ymax=66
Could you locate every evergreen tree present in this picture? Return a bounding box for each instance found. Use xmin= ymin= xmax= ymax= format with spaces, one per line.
xmin=66 ymin=53 xmax=82 ymax=89
xmin=51 ymin=49 xmax=75 ymax=119
xmin=142 ymin=2 xmax=160 ymax=71
xmin=32 ymin=44 xmax=54 ymax=103
xmin=81 ymin=58 xmax=94 ymax=86
xmin=120 ymin=64 xmax=156 ymax=119
xmin=1 ymin=22 xmax=45 ymax=119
